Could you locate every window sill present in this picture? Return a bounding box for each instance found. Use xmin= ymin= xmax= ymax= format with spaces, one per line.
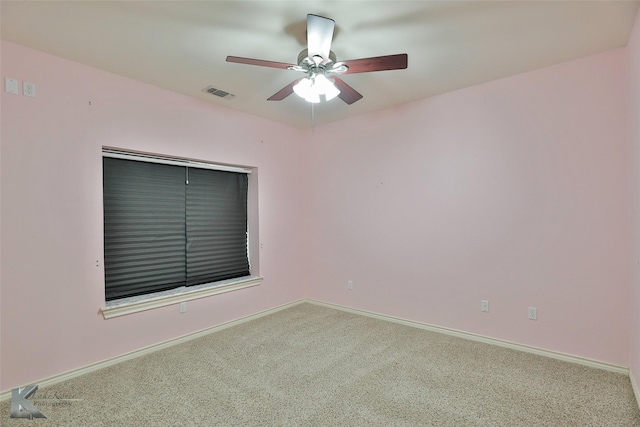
xmin=100 ymin=276 xmax=263 ymax=319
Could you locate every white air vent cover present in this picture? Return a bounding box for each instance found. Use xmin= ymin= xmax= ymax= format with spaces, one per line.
xmin=202 ymin=86 xmax=235 ymax=100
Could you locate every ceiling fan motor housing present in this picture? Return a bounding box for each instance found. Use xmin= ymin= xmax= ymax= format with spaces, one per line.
xmin=298 ymin=48 xmax=337 ymax=67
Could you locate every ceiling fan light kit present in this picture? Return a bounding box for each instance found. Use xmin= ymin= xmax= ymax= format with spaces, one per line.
xmin=226 ymin=14 xmax=408 ymax=105
xmin=293 ymin=72 xmax=340 ymax=103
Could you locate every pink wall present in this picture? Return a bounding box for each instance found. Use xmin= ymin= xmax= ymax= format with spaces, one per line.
xmin=307 ymin=48 xmax=631 ymax=366
xmin=628 ymin=7 xmax=640 ymax=396
xmin=0 ymin=41 xmax=310 ymax=392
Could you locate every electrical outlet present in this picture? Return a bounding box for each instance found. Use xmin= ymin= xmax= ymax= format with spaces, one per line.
xmin=179 ymin=302 xmax=187 ymax=313
xmin=481 ymin=300 xmax=489 ymax=313
xmin=528 ymin=307 xmax=537 ymax=320
xmin=23 ymin=82 xmax=35 ymax=97
xmin=347 ymin=280 xmax=353 ymax=290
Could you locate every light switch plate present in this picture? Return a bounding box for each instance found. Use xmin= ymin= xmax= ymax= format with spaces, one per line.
xmin=5 ymin=78 xmax=19 ymax=94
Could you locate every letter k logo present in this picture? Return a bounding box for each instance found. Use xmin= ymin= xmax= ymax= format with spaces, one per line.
xmin=10 ymin=385 xmax=47 ymax=419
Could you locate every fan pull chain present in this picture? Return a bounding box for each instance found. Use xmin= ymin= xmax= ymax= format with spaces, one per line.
xmin=311 ymin=102 xmax=315 ymax=134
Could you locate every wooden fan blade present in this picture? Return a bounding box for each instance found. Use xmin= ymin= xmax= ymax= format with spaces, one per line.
xmin=307 ymin=14 xmax=335 ymax=61
xmin=226 ymin=56 xmax=296 ymax=70
xmin=267 ymin=79 xmax=302 ymax=101
xmin=332 ymin=76 xmax=363 ymax=105
xmin=341 ymin=54 xmax=408 ymax=74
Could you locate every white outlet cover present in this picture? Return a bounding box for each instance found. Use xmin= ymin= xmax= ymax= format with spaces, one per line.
xmin=23 ymin=81 xmax=35 ymax=97
xmin=481 ymin=300 xmax=489 ymax=312
xmin=528 ymin=307 xmax=538 ymax=320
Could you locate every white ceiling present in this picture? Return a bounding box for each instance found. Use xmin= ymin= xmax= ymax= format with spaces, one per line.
xmin=1 ymin=1 xmax=638 ymax=128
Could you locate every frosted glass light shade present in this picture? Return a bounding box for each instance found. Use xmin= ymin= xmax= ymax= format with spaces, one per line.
xmin=293 ymin=78 xmax=312 ymax=99
xmin=315 ymin=74 xmax=340 ymax=101
xmin=293 ymin=74 xmax=340 ymax=103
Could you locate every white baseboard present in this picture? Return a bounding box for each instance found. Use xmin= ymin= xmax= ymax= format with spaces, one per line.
xmin=0 ymin=299 xmax=305 ymax=402
xmin=2 ymin=298 xmax=631 ymax=403
xmin=631 ymin=369 xmax=640 ymax=411
xmin=305 ymin=299 xmax=630 ymax=375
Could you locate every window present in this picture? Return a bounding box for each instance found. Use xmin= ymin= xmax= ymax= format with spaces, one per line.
xmin=101 ymin=149 xmax=260 ymax=317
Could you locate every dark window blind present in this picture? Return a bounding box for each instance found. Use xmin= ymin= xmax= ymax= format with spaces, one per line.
xmin=186 ymin=168 xmax=250 ymax=286
xmin=103 ymin=157 xmax=249 ymax=301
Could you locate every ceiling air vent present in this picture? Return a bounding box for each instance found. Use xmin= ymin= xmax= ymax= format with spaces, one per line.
xmin=202 ymin=86 xmax=235 ymax=100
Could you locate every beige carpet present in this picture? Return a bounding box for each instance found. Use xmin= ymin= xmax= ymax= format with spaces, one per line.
xmin=1 ymin=302 xmax=639 ymax=426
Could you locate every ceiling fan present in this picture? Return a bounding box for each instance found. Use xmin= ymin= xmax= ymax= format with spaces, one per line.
xmin=226 ymin=14 xmax=408 ymax=105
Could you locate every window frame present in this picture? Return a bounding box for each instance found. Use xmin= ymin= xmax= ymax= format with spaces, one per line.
xmin=100 ymin=148 xmax=262 ymax=319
